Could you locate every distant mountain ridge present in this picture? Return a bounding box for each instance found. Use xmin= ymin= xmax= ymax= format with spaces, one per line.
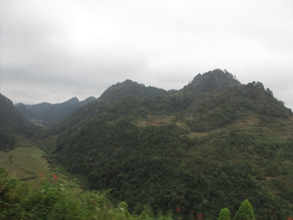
xmin=15 ymin=96 xmax=96 ymax=124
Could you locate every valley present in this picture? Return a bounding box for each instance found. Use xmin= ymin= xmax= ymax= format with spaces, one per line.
xmin=0 ymin=137 xmax=83 ymax=193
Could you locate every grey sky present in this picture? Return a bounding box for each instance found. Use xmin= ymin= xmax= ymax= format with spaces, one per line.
xmin=1 ymin=0 xmax=293 ymax=109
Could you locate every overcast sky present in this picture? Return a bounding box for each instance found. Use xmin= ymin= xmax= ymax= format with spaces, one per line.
xmin=1 ymin=0 xmax=293 ymax=109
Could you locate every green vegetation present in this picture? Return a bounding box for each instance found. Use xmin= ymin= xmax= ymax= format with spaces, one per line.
xmin=48 ymin=118 xmax=293 ymax=219
xmin=0 ymin=167 xmax=176 ymax=220
xmin=0 ymin=94 xmax=36 ymax=134
xmin=2 ymin=69 xmax=293 ymax=219
xmin=0 ymin=167 xmax=282 ymax=220
xmin=233 ymin=199 xmax=255 ymax=220
xmin=217 ymin=208 xmax=231 ymax=220
xmin=180 ymin=73 xmax=292 ymax=132
xmin=15 ymin=96 xmax=96 ymax=125
xmin=0 ymin=128 xmax=16 ymax=151
xmin=0 ymin=94 xmax=37 ymax=152
xmin=40 ymin=69 xmax=293 ymax=219
xmin=99 ymin=80 xmax=167 ymax=104
xmin=0 ymin=137 xmax=83 ymax=194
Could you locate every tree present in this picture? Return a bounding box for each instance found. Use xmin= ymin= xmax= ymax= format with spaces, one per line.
xmin=233 ymin=199 xmax=256 ymax=220
xmin=218 ymin=208 xmax=231 ymax=220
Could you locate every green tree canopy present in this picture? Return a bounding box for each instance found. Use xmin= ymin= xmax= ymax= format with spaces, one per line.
xmin=233 ymin=199 xmax=256 ymax=220
xmin=218 ymin=208 xmax=231 ymax=220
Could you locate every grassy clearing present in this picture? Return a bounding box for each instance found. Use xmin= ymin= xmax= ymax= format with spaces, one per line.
xmin=9 ymin=146 xmax=52 ymax=187
xmin=0 ymin=138 xmax=83 ymax=194
xmin=0 ymin=151 xmax=29 ymax=179
xmin=135 ymin=115 xmax=175 ymax=127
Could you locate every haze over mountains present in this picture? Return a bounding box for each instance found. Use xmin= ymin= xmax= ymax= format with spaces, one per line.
xmin=1 ymin=69 xmax=293 ymax=219
xmin=15 ymin=96 xmax=96 ymax=125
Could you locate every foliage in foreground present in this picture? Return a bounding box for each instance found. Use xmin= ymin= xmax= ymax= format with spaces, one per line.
xmin=0 ymin=167 xmax=174 ymax=220
xmin=217 ymin=208 xmax=231 ymax=220
xmin=233 ymin=199 xmax=256 ymax=220
xmin=2 ymin=167 xmax=292 ymax=220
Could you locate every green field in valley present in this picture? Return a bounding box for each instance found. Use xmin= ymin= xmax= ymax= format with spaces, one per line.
xmin=0 ymin=138 xmax=83 ymax=194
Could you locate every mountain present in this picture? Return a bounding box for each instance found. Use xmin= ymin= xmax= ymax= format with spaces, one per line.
xmin=42 ymin=69 xmax=293 ymax=219
xmin=15 ymin=96 xmax=96 ymax=125
xmin=0 ymin=94 xmax=36 ymax=131
xmin=0 ymin=94 xmax=36 ymax=151
xmin=182 ymin=69 xmax=240 ymax=94
xmin=99 ymin=79 xmax=167 ymax=103
xmin=178 ymin=72 xmax=292 ymax=132
xmin=47 ymin=80 xmax=168 ymax=135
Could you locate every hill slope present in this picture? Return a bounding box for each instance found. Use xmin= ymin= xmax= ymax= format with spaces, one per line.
xmin=0 ymin=94 xmax=36 ymax=150
xmin=15 ymin=96 xmax=96 ymax=125
xmin=44 ymin=69 xmax=293 ymax=219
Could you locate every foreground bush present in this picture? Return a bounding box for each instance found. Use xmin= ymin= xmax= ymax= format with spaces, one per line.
xmin=0 ymin=167 xmax=173 ymax=220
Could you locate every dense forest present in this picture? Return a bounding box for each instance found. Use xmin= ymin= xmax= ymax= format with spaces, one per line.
xmin=1 ymin=69 xmax=293 ymax=219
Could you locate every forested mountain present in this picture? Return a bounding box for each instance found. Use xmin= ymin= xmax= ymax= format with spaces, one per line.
xmin=0 ymin=94 xmax=36 ymax=151
xmin=182 ymin=69 xmax=240 ymax=93
xmin=48 ymin=80 xmax=169 ymax=135
xmin=99 ymin=79 xmax=167 ymax=103
xmin=15 ymin=96 xmax=96 ymax=124
xmin=42 ymin=69 xmax=293 ymax=219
